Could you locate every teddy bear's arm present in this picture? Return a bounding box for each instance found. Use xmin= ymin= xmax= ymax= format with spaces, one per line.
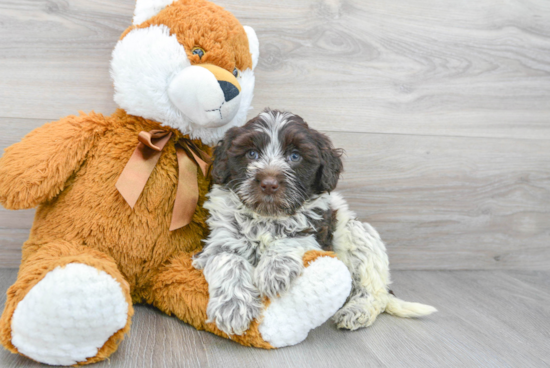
xmin=0 ymin=112 xmax=109 ymax=210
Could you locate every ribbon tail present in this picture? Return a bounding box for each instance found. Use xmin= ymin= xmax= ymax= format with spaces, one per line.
xmin=170 ymin=146 xmax=199 ymax=231
xmin=184 ymin=141 xmax=211 ymax=177
xmin=116 ymin=143 xmax=163 ymax=208
xmin=116 ymin=130 xmax=172 ymax=209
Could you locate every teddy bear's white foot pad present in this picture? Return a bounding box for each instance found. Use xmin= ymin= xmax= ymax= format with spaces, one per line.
xmin=11 ymin=263 xmax=129 ymax=366
xmin=259 ymin=256 xmax=352 ymax=348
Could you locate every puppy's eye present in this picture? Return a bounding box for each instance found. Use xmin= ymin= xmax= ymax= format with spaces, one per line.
xmin=192 ymin=47 xmax=205 ymax=59
xmin=288 ymin=152 xmax=301 ymax=162
xmin=233 ymin=68 xmax=239 ymax=78
xmin=247 ymin=150 xmax=259 ymax=160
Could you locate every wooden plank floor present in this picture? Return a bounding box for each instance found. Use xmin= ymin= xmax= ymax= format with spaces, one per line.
xmin=1 ymin=269 xmax=549 ymax=368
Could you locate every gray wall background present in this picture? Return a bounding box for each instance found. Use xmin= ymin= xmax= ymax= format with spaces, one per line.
xmin=0 ymin=0 xmax=549 ymax=270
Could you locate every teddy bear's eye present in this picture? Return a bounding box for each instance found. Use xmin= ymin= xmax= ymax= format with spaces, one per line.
xmin=233 ymin=68 xmax=239 ymax=78
xmin=192 ymin=47 xmax=205 ymax=59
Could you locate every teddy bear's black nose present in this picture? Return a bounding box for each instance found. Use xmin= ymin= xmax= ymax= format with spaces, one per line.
xmin=218 ymin=81 xmax=240 ymax=102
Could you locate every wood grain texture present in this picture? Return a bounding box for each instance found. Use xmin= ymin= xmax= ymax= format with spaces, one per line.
xmin=330 ymin=131 xmax=550 ymax=270
xmin=1 ymin=0 xmax=550 ymax=139
xmin=0 ymin=0 xmax=550 ymax=270
xmin=1 ymin=269 xmax=549 ymax=367
xmin=237 ymin=0 xmax=550 ymax=140
xmin=0 ymin=0 xmax=132 ymax=120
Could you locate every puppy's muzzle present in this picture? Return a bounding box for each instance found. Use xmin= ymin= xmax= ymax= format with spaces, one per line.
xmin=255 ymin=170 xmax=284 ymax=197
xmin=259 ymin=176 xmax=279 ymax=195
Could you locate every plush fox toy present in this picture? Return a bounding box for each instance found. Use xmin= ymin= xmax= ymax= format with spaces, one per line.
xmin=0 ymin=0 xmax=352 ymax=365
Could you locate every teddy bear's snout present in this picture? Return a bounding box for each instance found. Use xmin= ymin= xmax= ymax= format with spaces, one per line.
xmin=167 ymin=64 xmax=242 ymax=128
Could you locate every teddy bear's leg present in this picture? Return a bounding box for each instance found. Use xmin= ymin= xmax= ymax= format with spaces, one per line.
xmin=151 ymin=250 xmax=351 ymax=348
xmin=0 ymin=241 xmax=133 ymax=366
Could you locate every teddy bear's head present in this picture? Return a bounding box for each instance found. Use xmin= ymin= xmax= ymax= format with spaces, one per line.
xmin=111 ymin=0 xmax=259 ymax=144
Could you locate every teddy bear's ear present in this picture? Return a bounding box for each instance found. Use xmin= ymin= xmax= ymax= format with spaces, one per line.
xmin=133 ymin=0 xmax=175 ymax=25
xmin=243 ymin=26 xmax=260 ymax=70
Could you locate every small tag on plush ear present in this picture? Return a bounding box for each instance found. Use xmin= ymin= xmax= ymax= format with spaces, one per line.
xmin=133 ymin=0 xmax=176 ymax=25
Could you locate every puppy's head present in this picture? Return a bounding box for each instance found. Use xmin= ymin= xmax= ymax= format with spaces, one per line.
xmin=212 ymin=109 xmax=343 ymax=216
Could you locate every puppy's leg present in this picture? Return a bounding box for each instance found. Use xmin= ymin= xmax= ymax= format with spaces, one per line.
xmin=152 ymin=252 xmax=272 ymax=349
xmin=332 ymin=217 xmax=392 ymax=330
xmin=329 ymin=194 xmax=436 ymax=330
xmin=197 ymin=252 xmax=262 ymax=336
xmin=255 ymin=252 xmax=303 ymax=299
xmin=254 ymin=236 xmax=318 ymax=299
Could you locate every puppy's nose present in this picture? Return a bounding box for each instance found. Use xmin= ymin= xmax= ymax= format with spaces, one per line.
xmin=218 ymin=81 xmax=240 ymax=102
xmin=260 ymin=177 xmax=279 ymax=195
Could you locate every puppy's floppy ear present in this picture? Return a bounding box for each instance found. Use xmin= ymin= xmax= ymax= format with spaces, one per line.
xmin=211 ymin=127 xmax=240 ymax=185
xmin=313 ymin=131 xmax=344 ymax=193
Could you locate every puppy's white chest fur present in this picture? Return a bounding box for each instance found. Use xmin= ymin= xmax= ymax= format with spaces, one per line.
xmin=203 ymin=185 xmax=331 ymax=264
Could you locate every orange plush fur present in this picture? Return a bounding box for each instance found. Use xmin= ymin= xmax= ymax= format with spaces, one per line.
xmin=0 ymin=1 xmax=337 ymax=364
xmin=123 ymin=0 xmax=253 ymax=72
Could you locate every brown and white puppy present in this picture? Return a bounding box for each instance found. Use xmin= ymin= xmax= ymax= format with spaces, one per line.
xmin=193 ymin=109 xmax=436 ymax=337
xmin=212 ymin=109 xmax=343 ymax=218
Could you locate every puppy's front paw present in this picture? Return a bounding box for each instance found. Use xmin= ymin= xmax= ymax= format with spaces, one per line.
xmin=254 ymin=255 xmax=303 ymax=299
xmin=207 ymin=294 xmax=262 ymax=336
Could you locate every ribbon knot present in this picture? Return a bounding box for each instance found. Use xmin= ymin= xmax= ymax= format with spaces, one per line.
xmin=116 ymin=130 xmax=211 ymax=231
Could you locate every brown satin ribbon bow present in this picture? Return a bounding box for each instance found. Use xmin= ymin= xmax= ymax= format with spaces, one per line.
xmin=116 ymin=130 xmax=211 ymax=231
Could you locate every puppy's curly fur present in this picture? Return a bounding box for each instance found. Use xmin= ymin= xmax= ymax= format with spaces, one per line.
xmin=193 ymin=109 xmax=436 ymax=336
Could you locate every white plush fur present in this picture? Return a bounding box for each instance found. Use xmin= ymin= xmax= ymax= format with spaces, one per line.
xmin=111 ymin=26 xmax=191 ymax=130
xmin=168 ymin=65 xmax=242 ymax=128
xmin=259 ymin=256 xmax=352 ymax=347
xmin=110 ymin=25 xmax=257 ymax=145
xmin=11 ymin=263 xmax=129 ymax=366
xmin=243 ymin=26 xmax=260 ymax=69
xmin=133 ymin=0 xmax=175 ymax=25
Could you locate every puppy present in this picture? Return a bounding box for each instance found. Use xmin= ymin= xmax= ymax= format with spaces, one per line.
xmin=193 ymin=109 xmax=436 ymax=336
